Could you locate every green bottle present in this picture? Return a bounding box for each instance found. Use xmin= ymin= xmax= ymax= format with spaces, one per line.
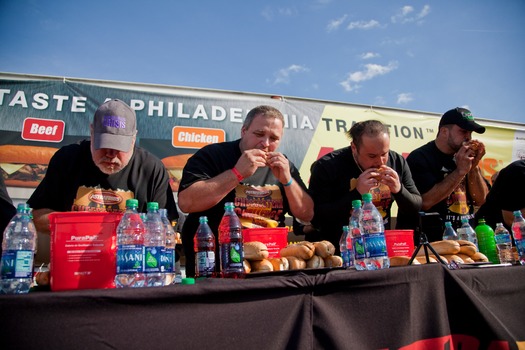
xmin=474 ymin=219 xmax=500 ymax=264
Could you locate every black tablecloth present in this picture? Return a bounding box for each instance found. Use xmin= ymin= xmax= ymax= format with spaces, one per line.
xmin=1 ymin=264 xmax=524 ymax=350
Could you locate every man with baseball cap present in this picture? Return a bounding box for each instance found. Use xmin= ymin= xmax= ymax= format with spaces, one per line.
xmin=29 ymin=99 xmax=177 ymax=238
xmin=396 ymin=107 xmax=489 ymax=242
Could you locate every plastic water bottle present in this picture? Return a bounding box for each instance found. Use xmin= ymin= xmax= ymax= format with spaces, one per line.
xmin=511 ymin=211 xmax=525 ymax=265
xmin=0 ymin=203 xmax=37 ymax=294
xmin=339 ymin=226 xmax=352 ymax=268
xmin=442 ymin=221 xmax=458 ymax=241
xmin=144 ymin=202 xmax=166 ymax=287
xmin=218 ymin=202 xmax=245 ymax=278
xmin=494 ymin=223 xmax=515 ymax=264
xmin=475 ymin=218 xmax=499 ymax=264
xmin=457 ymin=218 xmax=478 ymax=248
xmin=349 ymin=199 xmax=366 ymax=270
xmin=160 ymin=208 xmax=175 ymax=285
xmin=360 ymin=193 xmax=389 ymax=270
xmin=115 ymin=199 xmax=145 ymax=288
xmin=194 ymin=216 xmax=216 ymax=278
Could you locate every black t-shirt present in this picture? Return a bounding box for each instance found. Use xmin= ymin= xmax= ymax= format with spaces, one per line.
xmin=309 ymin=146 xmax=421 ymax=249
xmin=27 ymin=140 xmax=177 ymax=220
xmin=476 ymin=159 xmax=525 ymax=230
xmin=404 ymin=141 xmax=476 ymax=238
xmin=179 ymin=139 xmax=308 ymax=277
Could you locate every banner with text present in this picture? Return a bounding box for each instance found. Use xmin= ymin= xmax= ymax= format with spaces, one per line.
xmin=1 ymin=76 xmax=523 ymax=196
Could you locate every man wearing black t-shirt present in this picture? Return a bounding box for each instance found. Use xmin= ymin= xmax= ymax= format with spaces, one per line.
xmin=309 ymin=120 xmax=422 ymax=251
xmin=397 ymin=107 xmax=489 ymax=242
xmin=476 ymin=159 xmax=525 ymax=230
xmin=178 ymin=105 xmax=314 ymax=277
xmin=28 ymin=99 xmax=178 ymax=235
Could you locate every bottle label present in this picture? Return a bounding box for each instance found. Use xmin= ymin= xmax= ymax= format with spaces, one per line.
xmin=196 ymin=251 xmax=216 ymax=277
xmin=161 ymin=248 xmax=174 ymax=273
xmin=353 ymin=236 xmax=366 ymax=260
xmin=144 ymin=246 xmax=163 ymax=273
xmin=494 ymin=233 xmax=511 ymax=244
xmin=0 ymin=250 xmax=34 ymax=279
xmin=515 ymin=239 xmax=525 ymax=258
xmin=220 ymin=242 xmax=244 ymax=272
xmin=116 ymin=245 xmax=144 ymax=273
xmin=364 ymin=233 xmax=388 ymax=258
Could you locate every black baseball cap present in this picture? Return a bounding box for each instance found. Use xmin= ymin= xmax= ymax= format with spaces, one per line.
xmin=439 ymin=107 xmax=486 ymax=134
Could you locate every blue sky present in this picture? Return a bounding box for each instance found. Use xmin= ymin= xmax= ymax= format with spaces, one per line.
xmin=1 ymin=0 xmax=524 ymax=124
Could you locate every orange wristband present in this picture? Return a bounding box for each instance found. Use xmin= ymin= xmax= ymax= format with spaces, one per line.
xmin=231 ymin=167 xmax=244 ymax=182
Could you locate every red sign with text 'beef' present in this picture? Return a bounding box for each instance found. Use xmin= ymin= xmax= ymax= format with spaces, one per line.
xmin=22 ymin=117 xmax=65 ymax=142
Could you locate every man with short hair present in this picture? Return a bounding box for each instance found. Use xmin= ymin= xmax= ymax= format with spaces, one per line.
xmin=308 ymin=120 xmax=422 ymax=251
xmin=28 ymin=99 xmax=178 ymax=235
xmin=178 ymin=105 xmax=314 ymax=277
xmin=397 ymin=107 xmax=489 ymax=241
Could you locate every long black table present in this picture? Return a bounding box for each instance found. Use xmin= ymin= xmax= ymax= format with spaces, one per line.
xmin=1 ymin=264 xmax=524 ymax=350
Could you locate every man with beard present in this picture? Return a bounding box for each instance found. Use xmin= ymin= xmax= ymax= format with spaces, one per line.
xmin=396 ymin=107 xmax=489 ymax=242
xmin=28 ymin=99 xmax=177 ymax=236
xmin=308 ymin=120 xmax=422 ymax=252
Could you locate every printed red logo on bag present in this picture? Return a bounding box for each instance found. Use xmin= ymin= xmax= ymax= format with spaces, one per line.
xmin=22 ymin=118 xmax=65 ymax=142
xmin=88 ymin=190 xmax=123 ymax=206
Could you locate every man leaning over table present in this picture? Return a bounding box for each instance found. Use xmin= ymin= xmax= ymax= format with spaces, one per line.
xmin=27 ymin=99 xmax=178 ymax=261
xmin=308 ymin=120 xmax=422 ymax=253
xmin=178 ymin=105 xmax=314 ymax=278
xmin=396 ymin=107 xmax=489 ymax=242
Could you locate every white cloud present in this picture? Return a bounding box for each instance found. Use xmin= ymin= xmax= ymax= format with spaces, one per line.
xmin=261 ymin=7 xmax=273 ymax=21
xmin=326 ymin=14 xmax=347 ymax=32
xmin=397 ymin=93 xmax=414 ymax=105
xmin=340 ymin=61 xmax=398 ymax=92
xmin=262 ymin=6 xmax=297 ymax=20
xmin=278 ymin=7 xmax=297 ymax=16
xmin=391 ymin=5 xmax=430 ymax=24
xmin=347 ymin=19 xmax=380 ymax=30
xmin=273 ymin=64 xmax=309 ymax=85
xmin=361 ymin=52 xmax=380 ymax=60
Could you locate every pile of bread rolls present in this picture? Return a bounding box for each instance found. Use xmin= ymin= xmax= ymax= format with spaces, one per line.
xmin=244 ymin=240 xmax=343 ymax=273
xmin=390 ymin=239 xmax=489 ymax=267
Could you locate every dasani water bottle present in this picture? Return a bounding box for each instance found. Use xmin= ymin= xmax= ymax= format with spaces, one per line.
xmin=144 ymin=202 xmax=166 ymax=287
xmin=115 ymin=199 xmax=145 ymax=288
xmin=360 ymin=193 xmax=389 ymax=270
xmin=0 ymin=203 xmax=37 ymax=294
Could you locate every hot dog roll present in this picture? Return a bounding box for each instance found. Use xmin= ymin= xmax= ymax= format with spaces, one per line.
xmin=250 ymin=259 xmax=273 ymax=272
xmin=456 ymin=253 xmax=475 ymax=264
xmin=269 ymin=257 xmax=289 ymax=271
xmin=313 ymin=240 xmax=336 ymax=258
xmin=471 ymin=252 xmax=489 ymax=262
xmin=416 ymin=240 xmax=460 ymax=256
xmin=280 ymin=241 xmax=315 ymax=260
xmin=458 ymin=240 xmax=478 ymax=256
xmin=306 ymin=255 xmax=325 ymax=269
xmin=244 ymin=241 xmax=269 ymax=261
xmin=285 ymin=256 xmax=306 ymax=270
xmin=324 ymin=255 xmax=344 ymax=268
xmin=443 ymin=254 xmax=464 ymax=264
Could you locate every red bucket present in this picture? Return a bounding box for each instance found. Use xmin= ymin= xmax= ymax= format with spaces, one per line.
xmin=243 ymin=227 xmax=288 ymax=258
xmin=385 ymin=230 xmax=415 ymax=257
xmin=48 ymin=212 xmax=122 ymax=291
